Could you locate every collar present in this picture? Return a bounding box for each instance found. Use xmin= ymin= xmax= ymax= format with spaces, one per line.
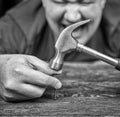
xmin=7 ymin=0 xmax=46 ymax=44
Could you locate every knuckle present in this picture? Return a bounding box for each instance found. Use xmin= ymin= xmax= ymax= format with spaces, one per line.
xmin=13 ymin=64 xmax=26 ymax=76
xmin=14 ymin=66 xmax=22 ymax=74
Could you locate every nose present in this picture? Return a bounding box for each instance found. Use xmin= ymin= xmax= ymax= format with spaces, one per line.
xmin=64 ymin=5 xmax=82 ymax=24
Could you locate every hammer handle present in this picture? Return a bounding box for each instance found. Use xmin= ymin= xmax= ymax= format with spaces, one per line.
xmin=77 ymin=43 xmax=120 ymax=71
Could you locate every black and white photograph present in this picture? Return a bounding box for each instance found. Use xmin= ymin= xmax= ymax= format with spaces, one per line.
xmin=0 ymin=0 xmax=120 ymax=116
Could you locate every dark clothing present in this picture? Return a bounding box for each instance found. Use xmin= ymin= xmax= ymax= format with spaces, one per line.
xmin=0 ymin=0 xmax=21 ymax=17
xmin=0 ymin=0 xmax=120 ymax=62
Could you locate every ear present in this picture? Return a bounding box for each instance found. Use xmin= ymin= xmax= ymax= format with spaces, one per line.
xmin=100 ymin=0 xmax=106 ymax=9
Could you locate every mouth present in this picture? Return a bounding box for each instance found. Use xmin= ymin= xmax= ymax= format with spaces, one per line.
xmin=61 ymin=20 xmax=89 ymax=29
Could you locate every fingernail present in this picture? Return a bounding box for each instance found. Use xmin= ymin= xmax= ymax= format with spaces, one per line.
xmin=55 ymin=81 xmax=62 ymax=89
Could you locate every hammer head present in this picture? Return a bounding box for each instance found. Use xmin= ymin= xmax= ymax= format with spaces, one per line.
xmin=50 ymin=19 xmax=91 ymax=71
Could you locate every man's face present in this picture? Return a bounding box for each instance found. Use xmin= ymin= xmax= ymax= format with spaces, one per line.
xmin=42 ymin=0 xmax=106 ymax=43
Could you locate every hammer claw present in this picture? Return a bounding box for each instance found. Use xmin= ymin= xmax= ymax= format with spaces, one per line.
xmin=63 ymin=19 xmax=91 ymax=35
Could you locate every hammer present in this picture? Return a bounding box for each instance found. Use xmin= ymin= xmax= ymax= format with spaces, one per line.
xmin=49 ymin=19 xmax=120 ymax=71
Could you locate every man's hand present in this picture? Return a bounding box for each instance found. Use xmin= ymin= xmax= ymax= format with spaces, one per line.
xmin=0 ymin=55 xmax=62 ymax=102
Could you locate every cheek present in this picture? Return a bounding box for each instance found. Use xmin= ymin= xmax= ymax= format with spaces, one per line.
xmin=45 ymin=4 xmax=65 ymax=22
xmin=80 ymin=5 xmax=103 ymax=36
xmin=81 ymin=5 xmax=103 ymax=21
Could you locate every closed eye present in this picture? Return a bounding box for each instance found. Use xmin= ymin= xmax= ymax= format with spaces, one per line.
xmin=52 ymin=0 xmax=68 ymax=4
xmin=78 ymin=0 xmax=95 ymax=5
xmin=52 ymin=0 xmax=96 ymax=5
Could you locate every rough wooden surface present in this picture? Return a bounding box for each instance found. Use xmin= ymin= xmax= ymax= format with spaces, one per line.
xmin=1 ymin=61 xmax=120 ymax=116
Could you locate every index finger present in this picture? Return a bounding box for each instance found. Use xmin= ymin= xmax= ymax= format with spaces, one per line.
xmin=15 ymin=66 xmax=62 ymax=89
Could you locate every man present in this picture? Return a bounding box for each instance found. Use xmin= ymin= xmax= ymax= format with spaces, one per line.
xmin=0 ymin=0 xmax=119 ymax=102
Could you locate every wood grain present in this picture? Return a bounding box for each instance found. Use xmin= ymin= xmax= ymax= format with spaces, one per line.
xmin=1 ymin=61 xmax=120 ymax=116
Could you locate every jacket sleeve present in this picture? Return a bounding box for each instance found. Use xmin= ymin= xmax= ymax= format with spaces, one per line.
xmin=0 ymin=14 xmax=27 ymax=54
xmin=0 ymin=0 xmax=45 ymax=54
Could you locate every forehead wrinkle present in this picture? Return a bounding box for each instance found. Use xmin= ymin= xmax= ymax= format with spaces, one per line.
xmin=55 ymin=0 xmax=97 ymax=3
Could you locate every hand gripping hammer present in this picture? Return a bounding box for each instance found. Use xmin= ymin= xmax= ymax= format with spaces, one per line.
xmin=49 ymin=19 xmax=120 ymax=71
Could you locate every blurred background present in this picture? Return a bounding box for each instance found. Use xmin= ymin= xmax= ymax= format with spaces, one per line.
xmin=0 ymin=0 xmax=21 ymax=17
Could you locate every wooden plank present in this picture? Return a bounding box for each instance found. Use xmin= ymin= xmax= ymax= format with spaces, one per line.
xmin=1 ymin=61 xmax=120 ymax=116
